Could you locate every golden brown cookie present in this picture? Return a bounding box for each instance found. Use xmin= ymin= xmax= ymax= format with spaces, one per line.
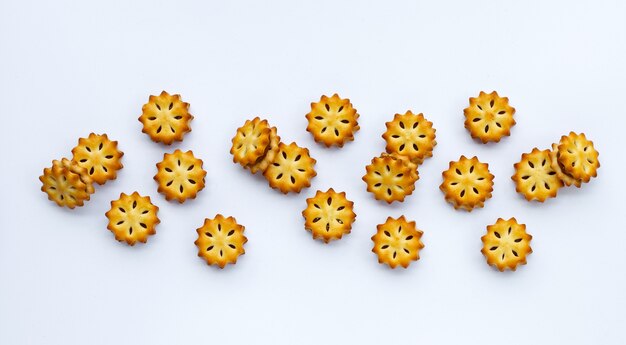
xmin=305 ymin=94 xmax=360 ymax=147
xmin=71 ymin=133 xmax=124 ymax=185
xmin=512 ymin=148 xmax=563 ymax=202
xmin=556 ymin=132 xmax=600 ymax=183
xmin=440 ymin=156 xmax=494 ymax=211
xmin=194 ymin=214 xmax=247 ymax=268
xmin=230 ymin=117 xmax=272 ymax=167
xmin=302 ymin=188 xmax=356 ymax=243
xmin=382 ymin=111 xmax=437 ymax=165
xmin=464 ymin=91 xmax=516 ymax=143
xmin=39 ymin=158 xmax=94 ymax=209
xmin=138 ymin=91 xmax=193 ymax=145
xmin=549 ymin=143 xmax=582 ymax=187
xmin=59 ymin=157 xmax=95 ymax=195
xmin=247 ymin=126 xmax=280 ymax=174
xmin=371 ymin=216 xmax=424 ymax=269
xmin=105 ymin=192 xmax=160 ymax=245
xmin=481 ymin=217 xmax=532 ymax=272
xmin=154 ymin=150 xmax=207 ymax=203
xmin=362 ymin=153 xmax=418 ymax=204
xmin=264 ymin=142 xmax=317 ymax=194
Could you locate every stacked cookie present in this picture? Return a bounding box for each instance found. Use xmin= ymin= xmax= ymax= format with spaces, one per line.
xmin=39 ymin=133 xmax=124 ymax=209
xmin=230 ymin=117 xmax=280 ymax=174
xmin=550 ymin=132 xmax=600 ymax=187
xmin=40 ymin=158 xmax=95 ymax=209
xmin=363 ymin=153 xmax=419 ymax=203
xmin=511 ymin=132 xmax=600 ymax=201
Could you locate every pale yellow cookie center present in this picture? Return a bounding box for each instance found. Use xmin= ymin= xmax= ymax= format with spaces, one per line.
xmin=280 ymin=159 xmax=294 ymax=171
xmin=387 ymin=234 xmax=404 ymax=249
xmin=324 ymin=111 xmax=340 ymax=123
xmin=87 ymin=151 xmax=104 ymax=166
xmin=320 ymin=205 xmax=338 ymax=222
xmin=156 ymin=109 xmax=171 ymax=122
xmin=241 ymin=131 xmax=261 ymax=150
xmin=51 ymin=175 xmax=73 ymax=199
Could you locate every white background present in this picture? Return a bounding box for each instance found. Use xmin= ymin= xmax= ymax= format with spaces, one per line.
xmin=1 ymin=0 xmax=625 ymax=344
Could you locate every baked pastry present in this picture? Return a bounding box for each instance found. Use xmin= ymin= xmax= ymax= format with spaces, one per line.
xmin=264 ymin=142 xmax=317 ymax=194
xmin=230 ymin=117 xmax=272 ymax=167
xmin=305 ymin=94 xmax=359 ymax=147
xmin=512 ymin=148 xmax=563 ymax=202
xmin=59 ymin=158 xmax=95 ymax=195
xmin=362 ymin=153 xmax=418 ymax=204
xmin=194 ymin=214 xmax=247 ymax=268
xmin=382 ymin=111 xmax=436 ymax=165
xmin=464 ymin=91 xmax=516 ymax=143
xmin=371 ymin=216 xmax=424 ymax=269
xmin=440 ymin=155 xmax=494 ymax=211
xmin=138 ymin=91 xmax=193 ymax=145
xmin=39 ymin=158 xmax=94 ymax=208
xmin=154 ymin=150 xmax=207 ymax=203
xmin=105 ymin=192 xmax=160 ymax=245
xmin=71 ymin=133 xmax=124 ymax=185
xmin=549 ymin=143 xmax=582 ymax=187
xmin=481 ymin=217 xmax=532 ymax=271
xmin=556 ymin=132 xmax=600 ymax=183
xmin=247 ymin=126 xmax=280 ymax=174
xmin=302 ymin=188 xmax=356 ymax=243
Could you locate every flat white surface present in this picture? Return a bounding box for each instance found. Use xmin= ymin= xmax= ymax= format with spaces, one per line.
xmin=1 ymin=0 xmax=625 ymax=344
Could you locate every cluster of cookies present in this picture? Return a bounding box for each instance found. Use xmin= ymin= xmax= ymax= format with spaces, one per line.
xmin=301 ymin=187 xmax=425 ymax=269
xmin=512 ymin=132 xmax=600 ymax=201
xmin=358 ymin=91 xmax=598 ymax=270
xmin=39 ymin=92 xmax=238 ymax=267
xmin=39 ymin=133 xmax=124 ymax=208
xmin=363 ymin=111 xmax=436 ymax=203
xmin=230 ymin=117 xmax=317 ymax=194
xmin=229 ymin=94 xmax=365 ymax=194
xmin=300 ymin=187 xmax=533 ymax=271
xmin=39 ymin=90 xmax=600 ymax=272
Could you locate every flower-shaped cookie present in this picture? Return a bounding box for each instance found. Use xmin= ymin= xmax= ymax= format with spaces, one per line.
xmin=39 ymin=158 xmax=94 ymax=209
xmin=362 ymin=153 xmax=418 ymax=204
xmin=481 ymin=217 xmax=532 ymax=272
xmin=154 ymin=150 xmax=207 ymax=203
xmin=512 ymin=148 xmax=563 ymax=202
xmin=464 ymin=91 xmax=516 ymax=143
xmin=549 ymin=143 xmax=582 ymax=187
xmin=264 ymin=142 xmax=317 ymax=194
xmin=194 ymin=215 xmax=247 ymax=268
xmin=230 ymin=117 xmax=272 ymax=167
xmin=371 ymin=216 xmax=424 ymax=269
xmin=105 ymin=192 xmax=160 ymax=245
xmin=382 ymin=111 xmax=436 ymax=165
xmin=302 ymin=188 xmax=356 ymax=243
xmin=305 ymin=94 xmax=360 ymax=147
xmin=556 ymin=132 xmax=600 ymax=183
xmin=247 ymin=126 xmax=280 ymax=174
xmin=138 ymin=91 xmax=193 ymax=145
xmin=440 ymin=156 xmax=494 ymax=211
xmin=71 ymin=133 xmax=124 ymax=185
